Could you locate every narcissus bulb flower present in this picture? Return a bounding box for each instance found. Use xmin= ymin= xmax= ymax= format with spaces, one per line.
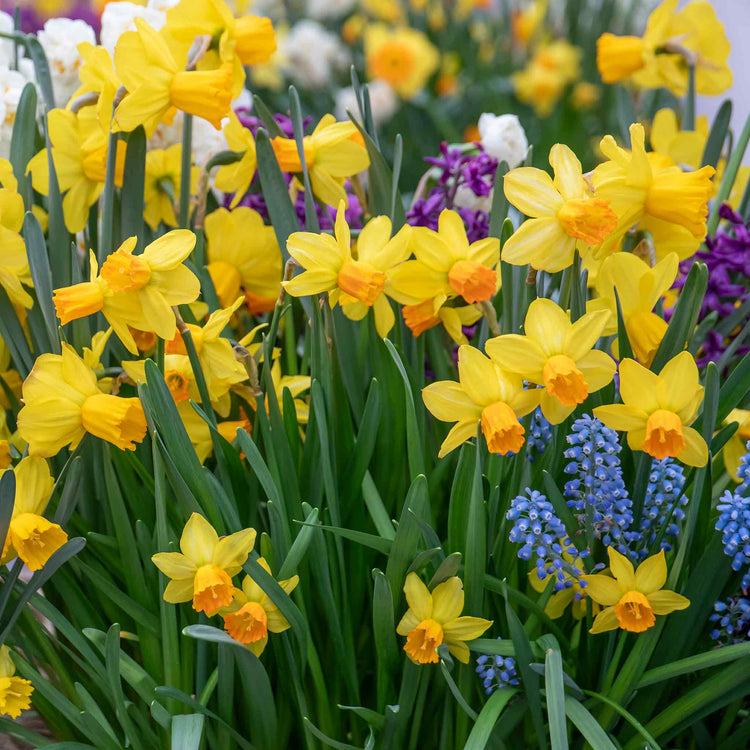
xmin=122 ymin=353 xmax=197 ymax=406
xmin=271 ymin=115 xmax=370 ymax=207
xmin=584 ymin=547 xmax=689 ymax=634
xmin=144 ymin=144 xmax=198 ymax=230
xmin=0 ymin=169 xmax=33 ymax=308
xmin=214 ymin=112 xmax=257 ymax=208
xmin=588 ymin=252 xmax=679 ymax=366
xmin=723 ymin=409 xmax=750 ymax=483
xmin=113 ymin=18 xmax=233 ymax=135
xmin=284 ymin=207 xmax=411 ymax=337
xmin=152 ymin=513 xmax=256 ymax=616
xmin=1 ymin=457 xmax=68 ymax=571
xmin=423 ymin=345 xmax=539 ymax=458
xmin=594 ymin=352 xmax=707 ymax=466
xmin=389 ymin=209 xmax=499 ymax=307
xmin=53 ymin=231 xmax=201 ymax=353
xmin=597 ymin=0 xmax=731 ymax=96
xmin=0 ymin=645 xmax=33 ymax=719
xmin=592 ymin=123 xmax=714 ymax=260
xmin=364 ymin=24 xmax=440 ymax=100
xmin=485 ymin=299 xmax=615 ymax=424
xmin=17 ymin=344 xmax=147 ymax=457
xmin=397 ymin=573 xmax=492 ymax=664
xmin=204 ymin=207 xmax=282 ymax=313
xmin=528 ymin=548 xmax=596 ymax=620
xmin=502 ymin=144 xmax=617 ymax=273
xmin=402 ymin=297 xmax=482 ymax=345
xmin=221 ymin=557 xmax=298 ymax=656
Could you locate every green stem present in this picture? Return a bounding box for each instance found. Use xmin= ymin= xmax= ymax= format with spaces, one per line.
xmin=179 ymin=114 xmax=193 ymax=228
xmin=684 ymin=64 xmax=696 ymax=131
xmin=99 ymin=128 xmax=120 ymax=264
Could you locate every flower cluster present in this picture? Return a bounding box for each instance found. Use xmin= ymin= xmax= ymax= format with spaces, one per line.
xmin=710 ymin=596 xmax=750 ymax=646
xmin=526 ymin=409 xmax=553 ymax=463
xmin=716 ymin=490 xmax=750 ymax=590
xmin=476 ymin=643 xmax=519 ymax=695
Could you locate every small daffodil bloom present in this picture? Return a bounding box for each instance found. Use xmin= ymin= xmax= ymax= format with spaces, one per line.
xmin=214 ymin=112 xmax=257 ymax=208
xmin=397 ymin=573 xmax=492 ymax=664
xmin=0 ymin=174 xmax=33 ymax=308
xmin=423 ymin=345 xmax=539 ymax=458
xmin=402 ymin=296 xmax=482 ymax=345
xmin=594 ymin=351 xmax=708 ymax=466
xmin=584 ymin=547 xmax=689 ymax=633
xmin=221 ymin=557 xmax=298 ymax=656
xmin=528 ymin=548 xmax=597 ymax=620
xmin=143 ymin=144 xmax=198 ymax=230
xmin=152 ymin=513 xmax=256 ymax=616
xmin=502 ymin=144 xmax=618 ymax=272
xmin=485 ymin=298 xmax=615 ymax=424
xmin=723 ymin=409 xmax=750 ymax=482
xmin=0 ymin=645 xmax=33 ymax=719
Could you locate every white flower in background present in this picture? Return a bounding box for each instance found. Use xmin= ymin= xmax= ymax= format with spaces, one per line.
xmin=100 ymin=1 xmax=166 ymax=58
xmin=307 ymin=0 xmax=357 ymax=20
xmin=335 ymin=79 xmax=398 ymax=127
xmin=477 ymin=113 xmax=528 ymax=168
xmin=38 ymin=19 xmax=96 ymax=108
xmin=149 ymin=113 xmax=229 ymax=167
xmin=147 ymin=0 xmax=180 ymax=10
xmin=453 ymin=184 xmax=493 ymax=213
xmin=281 ymin=20 xmax=350 ymax=90
xmin=0 ymin=64 xmax=36 ymax=159
xmin=0 ymin=12 xmax=16 ymax=67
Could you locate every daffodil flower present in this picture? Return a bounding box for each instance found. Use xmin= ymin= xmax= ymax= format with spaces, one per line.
xmin=587 ymin=251 xmax=678 ymax=366
xmin=17 ymin=344 xmax=147 ymax=458
xmin=485 ymin=298 xmax=615 ymax=424
xmin=284 ymin=207 xmax=411 ymax=338
xmin=152 ymin=513 xmax=256 ymax=616
xmin=528 ymin=546 xmax=596 ymax=620
xmin=723 ymin=409 xmax=750 ymax=482
xmin=594 ymin=351 xmax=708 ymax=466
xmin=214 ymin=112 xmax=257 ymax=209
xmin=204 ymin=207 xmax=282 ymax=313
xmin=144 ymin=144 xmax=198 ymax=230
xmin=397 ymin=573 xmax=492 ymax=664
xmin=501 ymin=144 xmax=618 ymax=272
xmin=423 ymin=344 xmax=539 ymax=458
xmin=1 ymin=457 xmax=67 ymax=571
xmin=584 ymin=547 xmax=689 ymax=633
xmin=0 ymin=645 xmax=33 ymax=719
xmin=389 ymin=209 xmax=499 ymax=307
xmin=0 ymin=169 xmax=33 ymax=308
xmin=221 ymin=558 xmax=298 ymax=656
xmin=123 ymin=353 xmax=196 ymax=406
xmin=402 ymin=296 xmax=482 ymax=345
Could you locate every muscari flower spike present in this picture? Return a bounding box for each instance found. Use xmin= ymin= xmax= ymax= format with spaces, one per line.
xmin=563 ymin=415 xmax=638 ymax=555
xmin=525 ymin=408 xmax=553 ymax=463
xmin=716 ymin=490 xmax=750 ymax=589
xmin=710 ymin=595 xmax=750 ymax=646
xmin=738 ymin=440 xmax=750 ymax=496
xmin=507 ymin=488 xmax=587 ymax=592
xmin=476 ymin=640 xmax=519 ymax=695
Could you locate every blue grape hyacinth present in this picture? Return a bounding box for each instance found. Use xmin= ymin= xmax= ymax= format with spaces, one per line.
xmin=525 ymin=408 xmax=553 ymax=463
xmin=738 ymin=440 xmax=750 ymax=496
xmin=476 ymin=641 xmax=519 ymax=695
xmin=710 ymin=595 xmax=750 ymax=645
xmin=716 ymin=490 xmax=750 ymax=589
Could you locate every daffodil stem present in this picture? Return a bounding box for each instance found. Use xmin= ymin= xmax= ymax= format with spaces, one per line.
xmin=684 ymin=64 xmax=696 ymax=131
xmin=600 ymin=630 xmax=628 ymax=694
xmin=155 ymin=337 xmax=164 ymax=374
xmin=480 ymin=300 xmax=501 ymax=337
xmin=283 ymin=304 xmax=298 ymax=376
xmin=179 ymin=114 xmax=193 ymax=229
xmin=176 ymin=310 xmax=216 ymax=428
xmin=99 ymin=128 xmax=120 ymax=264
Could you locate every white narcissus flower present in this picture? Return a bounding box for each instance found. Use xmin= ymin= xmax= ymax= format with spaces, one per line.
xmin=281 ymin=20 xmax=350 ymax=90
xmin=38 ymin=19 xmax=96 ymax=108
xmin=307 ymin=0 xmax=357 ymax=19
xmin=100 ymin=1 xmax=166 ymax=57
xmin=477 ymin=113 xmax=528 ymax=169
xmin=335 ymin=79 xmax=398 ymax=127
xmin=0 ymin=12 xmax=16 ymax=67
xmin=0 ymin=64 xmax=36 ymax=159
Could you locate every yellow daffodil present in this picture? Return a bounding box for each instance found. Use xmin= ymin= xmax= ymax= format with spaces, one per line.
xmin=68 ymin=42 xmax=120 ymax=105
xmin=204 ymin=207 xmax=282 ymax=313
xmin=423 ymin=344 xmax=539 ymax=458
xmin=592 ymin=124 xmax=714 ymax=260
xmin=389 ymin=209 xmax=499 ymax=308
xmin=397 ymin=573 xmax=492 ymax=664
xmin=571 ymin=82 xmax=601 ymax=110
xmin=177 ymin=401 xmax=252 ymax=464
xmin=364 ymin=24 xmax=439 ymax=100
xmin=235 ymin=359 xmax=312 ymax=426
xmin=152 ymin=512 xmax=256 ymax=616
xmin=1 ymin=457 xmax=68 ymax=571
xmin=53 ymin=231 xmax=201 ymax=353
xmin=271 ymin=115 xmax=370 ymax=207
xmin=82 ymin=329 xmax=114 ymax=393
xmin=511 ymin=0 xmax=548 ymax=47
xmin=588 ymin=252 xmax=678 ymax=365
xmin=215 ymin=112 xmax=257 ymax=208
xmin=584 ymin=547 xmax=689 ymax=633
xmin=594 ymin=351 xmax=707 ymax=466
xmin=0 ymin=171 xmax=32 ymax=309
xmin=123 ymin=353 xmax=197 ymax=406
xmin=402 ymin=297 xmax=482 ymax=345
xmin=0 ymin=335 xmax=22 ymax=411
xmin=502 ymin=144 xmax=618 ymax=272
xmin=0 ymin=645 xmax=33 ymax=719
xmin=513 ymin=41 xmax=581 ymax=117
xmin=17 ymin=344 xmax=147 ymax=457
xmin=113 ymin=18 xmax=232 ymax=135
xmin=722 ymin=409 xmax=750 ymax=482
xmin=485 ymin=299 xmax=615 ymax=424
xmin=221 ymin=557 xmax=298 ymax=655
xmin=144 ymin=144 xmax=198 ymax=230
xmin=528 ymin=548 xmax=596 ymax=620
xmin=597 ymin=0 xmax=731 ymax=96
xmin=284 ymin=207 xmax=411 ymax=338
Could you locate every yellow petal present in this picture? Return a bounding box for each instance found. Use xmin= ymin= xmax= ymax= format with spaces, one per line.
xmin=582 ymin=574 xmax=622 ymax=606
xmin=180 ymin=513 xmax=219 ymax=566
xmin=142 ymin=229 xmax=196 ymax=270
xmin=163 ymin=577 xmax=195 ymax=604
xmin=501 ymin=217 xmax=575 ymax=273
xmin=634 ymin=550 xmax=667 ymax=595
xmin=593 ymin=404 xmax=647 ymax=431
xmin=539 ymin=391 xmax=576 ymax=425
xmin=212 ymin=528 xmax=257 ymax=570
xmin=524 ymin=298 xmax=570 ymax=354
xmin=576 ymin=349 xmax=617 ymax=393
xmin=422 ymin=381 xmax=481 ymax=423
xmin=607 ymin=547 xmax=635 ymax=588
xmin=446 ymin=640 xmax=471 ymax=663
xmin=438 ymin=210 xmax=471 ymax=258
xmin=409 ymin=227 xmax=453 ymax=271
xmin=484 ymin=334 xmax=546 ymax=381
xmin=152 ymin=552 xmax=197 ymax=580
xmin=430 ymin=577 xmax=464 ymax=624
xmin=618 ymin=358 xmax=661 ymax=413
xmin=283 ymin=269 xmax=338 ymax=297
xmin=563 ymin=309 xmax=611 ymax=362
xmin=545 ymin=588 xmax=576 ymax=620
xmin=442 ymin=615 xmax=493 ymax=642
xmin=396 ymin=608 xmax=421 ymax=636
xmin=503 ymin=167 xmax=562 ymax=217
xmin=678 ymin=426 xmax=709 ymax=467
xmin=658 ymin=351 xmax=700 ymax=413
xmin=403 ymin=572 xmax=432 ymax=621
xmin=549 ymin=144 xmax=584 ymax=201
xmin=457 ymin=345 xmax=500 ymax=405
xmin=589 ymin=606 xmax=620 ymax=634
xmin=438 ymin=420 xmax=478 ymax=458
xmin=647 ymin=589 xmax=690 ymax=615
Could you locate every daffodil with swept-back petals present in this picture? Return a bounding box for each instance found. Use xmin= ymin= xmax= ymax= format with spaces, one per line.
xmin=485 ymin=298 xmax=615 ymax=424
xmin=723 ymin=409 xmax=750 ymax=483
xmin=214 ymin=111 xmax=257 ymax=208
xmin=284 ymin=206 xmax=411 ymax=338
xmin=588 ymin=251 xmax=679 ymax=365
xmin=53 ymin=230 xmax=201 ymax=353
xmin=113 ymin=18 xmax=232 ymax=136
xmin=502 ymin=144 xmax=618 ymax=272
xmin=17 ymin=344 xmax=147 ymax=457
xmin=594 ymin=351 xmax=707 ymax=466
xmin=221 ymin=558 xmax=298 ymax=655
xmin=152 ymin=512 xmax=256 ymax=616
xmin=1 ymin=456 xmax=68 ymax=571
xmin=204 ymin=207 xmax=282 ymax=313
xmin=402 ymin=296 xmax=482 ymax=345
xmin=389 ymin=209 xmax=499 ymax=307
xmin=0 ymin=645 xmax=33 ymax=719
xmin=423 ymin=344 xmax=539 ymax=458
xmin=397 ymin=573 xmax=492 ymax=664
xmin=584 ymin=547 xmax=689 ymax=633
xmin=592 ymin=123 xmax=714 ymax=260
xmin=271 ymin=115 xmax=370 ymax=207
xmin=144 ymin=144 xmax=198 ymax=230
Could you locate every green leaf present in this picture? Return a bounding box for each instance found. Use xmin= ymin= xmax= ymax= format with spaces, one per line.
xmin=717 ymin=349 xmax=750 ymax=423
xmin=120 ymin=126 xmax=146 ymax=251
xmin=488 ymin=161 xmax=510 ymax=238
xmin=0 ymin=285 xmax=33 ymax=377
xmin=463 ymin=434 xmax=486 ymax=615
xmin=701 ymin=100 xmax=732 ymax=168
xmin=302 ymin=521 xmax=392 ymax=554
xmin=171 ymin=715 xmax=204 ymax=750
xmin=464 ymin=687 xmax=517 ymax=749
xmin=252 ymin=94 xmax=285 ymax=138
xmin=24 ymin=35 xmax=55 ymax=111
xmin=9 ymin=82 xmax=37 ymax=207
xmin=278 ymin=506 xmax=319 ymax=579
xmin=583 ymin=690 xmax=662 ymax=750
xmin=564 ymin=697 xmax=617 ymax=749
xmin=361 ymin=471 xmax=396 ymax=541
xmin=0 ymin=470 xmax=14 ymax=572
xmin=544 ymin=640 xmax=569 ymax=750
xmin=372 ymin=568 xmax=399 ymax=709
